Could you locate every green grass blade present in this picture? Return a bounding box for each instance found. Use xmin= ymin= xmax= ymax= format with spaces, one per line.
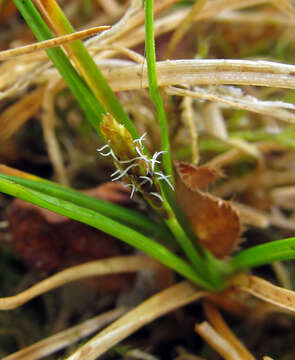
xmin=0 ymin=173 xmax=170 ymax=240
xmin=144 ymin=0 xmax=173 ymax=180
xmin=13 ymin=0 xmax=104 ymax=135
xmin=33 ymin=0 xmax=138 ymax=139
xmin=0 ymin=177 xmax=213 ymax=290
xmin=166 ymin=216 xmax=229 ymax=291
xmin=230 ymin=237 xmax=295 ymax=272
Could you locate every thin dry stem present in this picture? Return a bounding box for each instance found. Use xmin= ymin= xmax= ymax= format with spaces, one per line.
xmin=95 ymin=0 xmax=121 ymax=16
xmin=206 ymin=141 xmax=280 ymax=169
xmin=2 ymin=0 xmax=295 ymax=101
xmin=231 ymin=274 xmax=295 ymax=312
xmin=203 ymin=301 xmax=255 ymax=360
xmin=0 ymin=27 xmax=110 ymax=61
xmin=0 ymin=61 xmax=50 ymax=101
xmin=269 ymin=209 xmax=295 ymax=231
xmin=195 ymin=321 xmax=243 ymax=360
xmin=112 ymin=0 xmax=285 ymax=56
xmin=89 ymin=44 xmax=144 ymax=64
xmin=213 ymin=166 xmax=295 ymax=198
xmin=273 ymin=0 xmax=295 ymax=18
xmin=163 ymin=0 xmax=207 ymax=59
xmin=202 ymin=102 xmax=228 ymax=140
xmin=225 ymin=138 xmax=261 ymax=161
xmin=272 ymin=262 xmax=293 ymax=290
xmin=175 ymin=350 xmax=207 ymax=360
xmin=65 ymin=281 xmax=206 ymax=360
xmin=202 ymin=102 xmax=261 ymax=161
xmin=271 ymin=186 xmax=295 ymax=211
xmin=167 ymin=86 xmax=295 ymax=124
xmin=3 ymin=308 xmax=125 ymax=360
xmin=100 ymin=59 xmax=295 ymax=92
xmin=217 ymin=10 xmax=295 ymax=27
xmin=0 ymin=256 xmax=160 ymax=310
xmin=41 ymin=84 xmax=69 ymax=185
xmin=118 ymin=0 xmax=278 ymax=51
xmin=232 ymin=203 xmax=269 ymax=228
xmin=180 ymin=95 xmax=199 ymax=164
xmin=85 ymin=0 xmax=143 ymax=47
xmin=126 ymin=349 xmax=160 ymax=360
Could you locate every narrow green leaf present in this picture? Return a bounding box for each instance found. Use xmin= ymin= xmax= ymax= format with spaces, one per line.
xmin=34 ymin=0 xmax=138 ymax=139
xmin=230 ymin=237 xmax=295 ymax=272
xmin=0 ymin=173 xmax=170 ymax=240
xmin=13 ymin=0 xmax=104 ymax=134
xmin=144 ymin=0 xmax=173 ymax=180
xmin=0 ymin=177 xmax=214 ymax=290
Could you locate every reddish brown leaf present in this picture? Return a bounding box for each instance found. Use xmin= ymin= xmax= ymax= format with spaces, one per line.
xmin=0 ymin=1 xmax=17 ymax=26
xmin=175 ymin=162 xmax=222 ymax=190
xmin=8 ymin=182 xmax=136 ymax=293
xmin=175 ymin=162 xmax=241 ymax=258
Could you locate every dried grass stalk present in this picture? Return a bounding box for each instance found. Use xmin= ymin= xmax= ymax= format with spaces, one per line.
xmin=217 ymin=10 xmax=295 ymax=27
xmin=114 ymin=0 xmax=291 ymax=55
xmin=195 ymin=321 xmax=243 ymax=360
xmin=65 ymin=281 xmax=206 ymax=360
xmin=203 ymin=301 xmax=255 ymax=360
xmin=95 ymin=0 xmax=121 ymax=16
xmin=180 ymin=95 xmax=199 ymax=164
xmin=0 ymin=256 xmax=160 ymax=310
xmin=41 ymin=84 xmax=69 ymax=185
xmin=0 ymin=27 xmax=110 ymax=61
xmin=206 ymin=141 xmax=285 ymax=170
xmin=3 ymin=308 xmax=125 ymax=360
xmin=231 ymin=274 xmax=295 ymax=312
xmin=271 ymin=186 xmax=295 ymax=211
xmin=167 ymin=86 xmax=295 ymax=124
xmin=2 ymin=0 xmax=294 ymax=102
xmin=272 ymin=262 xmax=293 ymax=290
xmin=164 ymin=0 xmax=207 ymax=59
xmin=269 ymin=210 xmax=295 ymax=231
xmin=232 ymin=202 xmax=269 ymax=228
xmin=203 ymin=102 xmax=261 ymax=161
xmin=4 ymin=55 xmax=295 ymax=102
xmin=102 ymin=59 xmax=295 ymax=92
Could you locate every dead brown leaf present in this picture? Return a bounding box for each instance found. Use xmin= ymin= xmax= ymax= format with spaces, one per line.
xmin=175 ymin=162 xmax=241 ymax=258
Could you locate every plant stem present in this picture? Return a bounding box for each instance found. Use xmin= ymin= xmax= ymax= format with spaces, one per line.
xmin=13 ymin=0 xmax=104 ymax=134
xmin=33 ymin=0 xmax=138 ymax=139
xmin=0 ymin=177 xmax=215 ymax=290
xmin=0 ymin=173 xmax=170 ymax=241
xmin=144 ymin=0 xmax=173 ymax=180
xmin=230 ymin=236 xmax=295 ymax=272
xmin=166 ymin=216 xmax=206 ymax=268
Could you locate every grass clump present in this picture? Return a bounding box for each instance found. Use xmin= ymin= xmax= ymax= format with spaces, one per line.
xmin=1 ymin=0 xmax=295 ymax=359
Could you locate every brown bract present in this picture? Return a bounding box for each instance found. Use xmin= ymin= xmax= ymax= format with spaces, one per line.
xmin=8 ymin=182 xmax=135 ymax=292
xmin=175 ymin=162 xmax=241 ymax=258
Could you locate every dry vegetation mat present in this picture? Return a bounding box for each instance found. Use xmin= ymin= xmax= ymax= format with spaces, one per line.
xmin=1 ymin=0 xmax=295 ymax=359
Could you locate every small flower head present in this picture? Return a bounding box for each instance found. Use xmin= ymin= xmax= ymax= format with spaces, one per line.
xmin=97 ymin=116 xmax=173 ymax=211
xmin=100 ymin=113 xmax=137 ymax=162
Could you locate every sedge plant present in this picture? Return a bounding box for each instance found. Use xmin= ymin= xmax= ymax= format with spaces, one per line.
xmin=1 ymin=0 xmax=295 ymax=299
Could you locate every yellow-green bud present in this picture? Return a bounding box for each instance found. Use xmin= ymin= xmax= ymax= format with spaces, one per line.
xmin=100 ymin=113 xmax=137 ymax=162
